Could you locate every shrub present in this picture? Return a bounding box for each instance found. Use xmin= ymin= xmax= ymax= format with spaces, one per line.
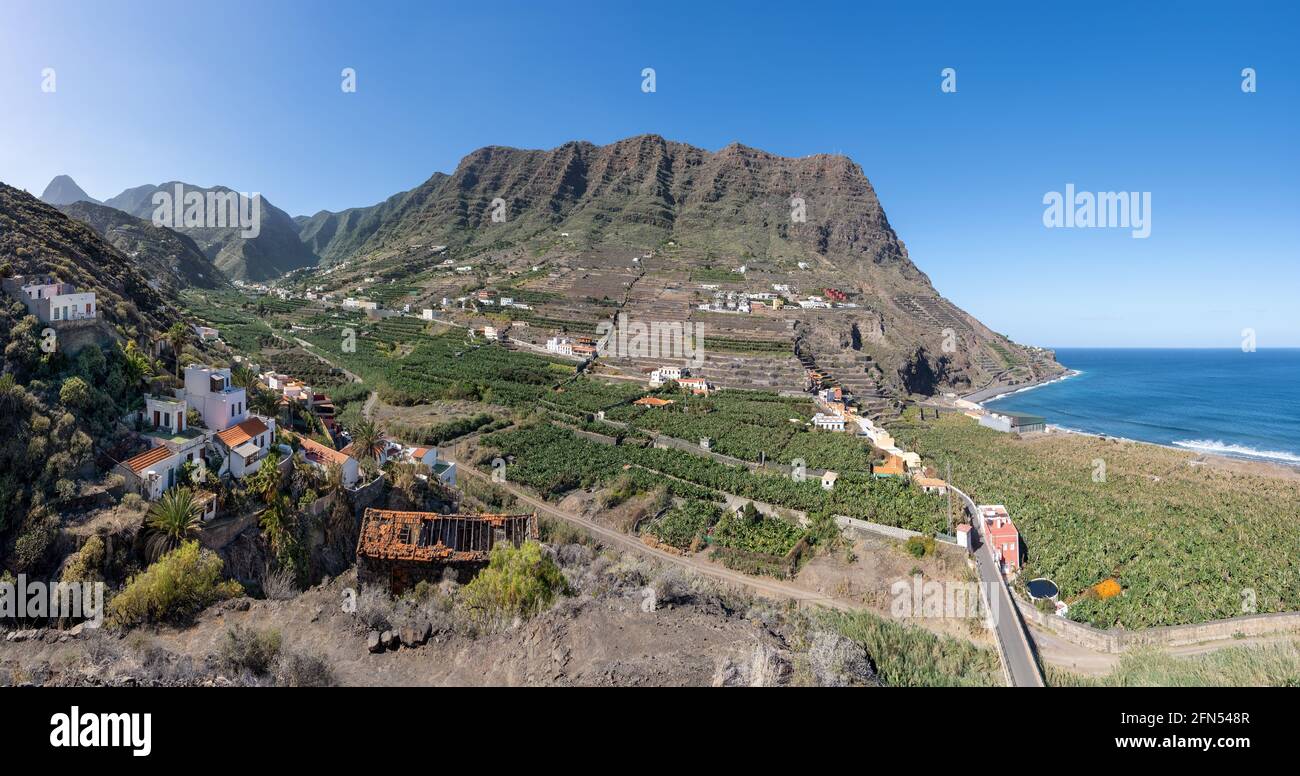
xmin=108 ymin=541 xmax=242 ymax=627
xmin=904 ymin=535 xmax=936 ymax=558
xmin=219 ymin=625 xmax=282 ymax=676
xmin=275 ymin=650 xmax=336 ymax=687
xmin=461 ymin=541 xmax=567 ymax=622
xmin=13 ymin=509 xmax=59 ymax=573
xmin=59 ymin=376 xmax=92 ymax=410
xmin=61 ymin=535 xmax=106 ymax=584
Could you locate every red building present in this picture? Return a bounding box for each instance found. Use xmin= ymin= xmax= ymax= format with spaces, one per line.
xmin=978 ymin=504 xmax=1021 ymax=574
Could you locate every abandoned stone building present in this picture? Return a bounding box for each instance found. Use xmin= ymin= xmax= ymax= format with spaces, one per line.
xmin=356 ymin=508 xmax=538 ymax=594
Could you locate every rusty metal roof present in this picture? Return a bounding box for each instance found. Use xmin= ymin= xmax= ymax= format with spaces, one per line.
xmin=357 ymin=508 xmax=536 ymax=563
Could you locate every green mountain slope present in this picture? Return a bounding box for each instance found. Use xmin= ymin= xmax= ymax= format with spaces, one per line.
xmin=103 ymin=182 xmax=319 ymax=282
xmin=59 ymin=200 xmax=229 ymax=290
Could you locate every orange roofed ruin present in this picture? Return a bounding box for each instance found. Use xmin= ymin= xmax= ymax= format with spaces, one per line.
xmin=356 ymin=508 xmax=537 ymax=594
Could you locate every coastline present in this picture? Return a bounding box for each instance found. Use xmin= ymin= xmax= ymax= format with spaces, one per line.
xmin=961 ymin=369 xmax=1081 ymax=405
xmin=1037 ymin=424 xmax=1300 ymax=480
xmin=951 ymin=365 xmax=1300 ymax=479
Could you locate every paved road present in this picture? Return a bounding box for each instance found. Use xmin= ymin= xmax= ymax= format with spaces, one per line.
xmin=950 ymin=483 xmax=1044 ymax=687
xmin=973 ymin=536 xmax=1045 ymax=687
xmin=458 ymin=465 xmax=857 ymax=612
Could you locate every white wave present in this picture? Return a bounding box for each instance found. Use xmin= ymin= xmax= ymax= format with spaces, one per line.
xmin=1172 ymin=439 xmax=1300 ymax=464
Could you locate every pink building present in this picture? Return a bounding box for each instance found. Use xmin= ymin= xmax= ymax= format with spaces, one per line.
xmin=978 ymin=505 xmax=1021 ymax=574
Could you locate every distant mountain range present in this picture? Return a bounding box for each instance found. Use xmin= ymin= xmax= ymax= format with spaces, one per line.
xmin=100 ymin=183 xmax=317 ymax=282
xmin=57 ymin=200 xmax=228 ymax=290
xmin=27 ymin=137 xmax=1062 ymax=393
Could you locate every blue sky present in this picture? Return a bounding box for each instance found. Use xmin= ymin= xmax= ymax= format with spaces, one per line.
xmin=1 ymin=0 xmax=1296 ymax=347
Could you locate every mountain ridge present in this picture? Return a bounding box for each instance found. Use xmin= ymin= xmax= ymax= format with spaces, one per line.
xmin=287 ymin=134 xmax=1062 ymax=396
xmin=100 ymin=181 xmax=318 ymax=282
xmin=58 ymin=200 xmax=229 ymax=290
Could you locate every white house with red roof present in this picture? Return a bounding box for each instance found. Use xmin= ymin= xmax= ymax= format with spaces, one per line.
xmin=213 ymin=416 xmax=277 ymax=478
xmin=118 ymin=392 xmax=210 ymax=499
xmin=297 ymin=436 xmax=359 ymax=487
xmin=401 ymin=444 xmax=457 ymax=487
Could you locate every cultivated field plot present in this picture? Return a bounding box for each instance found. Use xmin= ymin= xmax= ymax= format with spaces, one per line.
xmin=893 ymin=414 xmax=1300 ymax=629
xmin=479 ymin=423 xmax=947 ymax=533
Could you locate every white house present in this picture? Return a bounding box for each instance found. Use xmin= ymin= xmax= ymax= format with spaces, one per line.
xmin=821 ymin=471 xmax=839 ymax=491
xmin=678 ymin=377 xmax=711 ymax=396
xmin=213 ymin=416 xmax=276 ymax=479
xmin=193 ymin=325 xmax=220 ymax=342
xmin=184 ymin=365 xmax=247 ymax=431
xmin=6 ymin=277 xmax=97 ymax=323
xmin=297 ymin=436 xmax=359 ymax=487
xmin=118 ymin=446 xmax=191 ymax=500
xmin=118 ymin=387 xmax=215 ymax=499
xmin=546 ymin=336 xmax=574 ymax=356
xmin=405 ymin=445 xmax=457 ymax=487
xmin=144 ymin=394 xmax=188 ymax=434
xmin=812 ymin=412 xmax=846 ymax=431
xmin=648 ymin=366 xmax=684 ymax=387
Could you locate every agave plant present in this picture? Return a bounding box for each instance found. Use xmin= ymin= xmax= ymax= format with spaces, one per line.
xmin=144 ymin=487 xmax=203 ymax=562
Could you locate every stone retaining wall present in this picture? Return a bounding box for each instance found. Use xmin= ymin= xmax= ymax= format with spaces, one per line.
xmin=1014 ymin=595 xmax=1300 ymax=653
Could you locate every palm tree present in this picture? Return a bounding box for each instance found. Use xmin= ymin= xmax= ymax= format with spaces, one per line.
xmin=121 ymin=340 xmax=154 ymax=387
xmin=259 ymin=494 xmax=294 ymax=561
xmin=230 ymin=362 xmax=256 ymax=389
xmin=165 ymin=322 xmax=189 ymax=378
xmin=246 ymin=449 xmax=283 ymax=505
xmin=144 ymin=487 xmax=202 ymax=561
xmin=349 ymin=418 xmax=382 ymax=463
xmin=249 ymin=388 xmax=281 ymax=419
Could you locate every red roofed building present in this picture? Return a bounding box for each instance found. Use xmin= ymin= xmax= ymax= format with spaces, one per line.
xmin=116 ymin=446 xmax=187 ymax=500
xmin=297 ymin=436 xmax=359 ymax=487
xmin=677 ymin=377 xmax=711 ymax=396
xmin=213 ymin=416 xmax=275 ymax=478
xmin=978 ymin=504 xmax=1021 ymax=574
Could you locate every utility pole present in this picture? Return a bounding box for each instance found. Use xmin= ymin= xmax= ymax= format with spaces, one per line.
xmin=946 ymin=460 xmax=953 ymax=533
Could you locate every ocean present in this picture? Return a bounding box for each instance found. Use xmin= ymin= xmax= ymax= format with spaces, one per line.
xmin=982 ymin=348 xmax=1300 ymax=465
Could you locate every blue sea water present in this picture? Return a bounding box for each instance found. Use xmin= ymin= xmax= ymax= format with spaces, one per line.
xmin=982 ymin=349 xmax=1300 ymax=465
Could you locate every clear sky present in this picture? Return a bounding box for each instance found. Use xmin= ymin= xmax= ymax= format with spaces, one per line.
xmin=1 ymin=1 xmax=1296 ymax=347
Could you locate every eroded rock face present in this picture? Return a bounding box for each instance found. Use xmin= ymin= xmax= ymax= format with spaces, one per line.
xmin=897 ymin=347 xmax=966 ymax=395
